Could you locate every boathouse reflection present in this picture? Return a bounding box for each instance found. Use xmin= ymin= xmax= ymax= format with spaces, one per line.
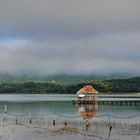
xmin=77 ymin=102 xmax=98 ymax=121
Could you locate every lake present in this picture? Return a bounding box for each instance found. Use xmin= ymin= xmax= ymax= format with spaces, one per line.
xmin=0 ymin=93 xmax=140 ymax=140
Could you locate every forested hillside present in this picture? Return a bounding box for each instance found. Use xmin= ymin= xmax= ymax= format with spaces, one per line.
xmin=0 ymin=75 xmax=140 ymax=93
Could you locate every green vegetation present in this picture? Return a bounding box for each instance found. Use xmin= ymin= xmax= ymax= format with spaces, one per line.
xmin=0 ymin=74 xmax=140 ymax=94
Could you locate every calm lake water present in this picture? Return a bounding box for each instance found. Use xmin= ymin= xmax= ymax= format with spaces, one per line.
xmin=0 ymin=94 xmax=140 ymax=140
xmin=0 ymin=93 xmax=139 ymax=119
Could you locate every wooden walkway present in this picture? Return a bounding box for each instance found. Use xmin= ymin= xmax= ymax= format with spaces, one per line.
xmin=72 ymin=95 xmax=140 ymax=105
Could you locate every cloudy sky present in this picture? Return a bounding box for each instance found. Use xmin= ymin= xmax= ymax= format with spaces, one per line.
xmin=0 ymin=0 xmax=140 ymax=75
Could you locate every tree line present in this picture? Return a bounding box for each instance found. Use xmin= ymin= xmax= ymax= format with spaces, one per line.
xmin=0 ymin=77 xmax=140 ymax=94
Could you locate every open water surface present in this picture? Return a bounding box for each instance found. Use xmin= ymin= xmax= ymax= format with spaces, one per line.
xmin=0 ymin=94 xmax=140 ymax=117
xmin=0 ymin=93 xmax=140 ymax=140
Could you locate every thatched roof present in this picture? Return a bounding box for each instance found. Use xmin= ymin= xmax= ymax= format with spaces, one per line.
xmin=76 ymin=85 xmax=99 ymax=95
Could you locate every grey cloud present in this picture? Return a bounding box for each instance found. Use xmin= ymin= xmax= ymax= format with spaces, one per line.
xmin=0 ymin=0 xmax=140 ymax=75
xmin=0 ymin=30 xmax=140 ymax=74
xmin=0 ymin=0 xmax=140 ymax=39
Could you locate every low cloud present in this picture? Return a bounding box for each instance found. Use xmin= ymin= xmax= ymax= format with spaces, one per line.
xmin=0 ymin=31 xmax=140 ymax=75
xmin=0 ymin=0 xmax=140 ymax=75
xmin=0 ymin=0 xmax=140 ymax=39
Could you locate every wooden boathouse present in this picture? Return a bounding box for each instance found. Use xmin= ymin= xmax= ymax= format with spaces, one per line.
xmin=76 ymin=85 xmax=99 ymax=104
xmin=74 ymin=89 xmax=140 ymax=105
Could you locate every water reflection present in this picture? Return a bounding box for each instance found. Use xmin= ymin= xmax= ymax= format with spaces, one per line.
xmin=77 ymin=102 xmax=98 ymax=121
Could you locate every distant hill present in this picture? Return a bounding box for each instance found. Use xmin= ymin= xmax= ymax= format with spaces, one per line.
xmin=0 ymin=73 xmax=137 ymax=82
xmin=0 ymin=73 xmax=140 ymax=93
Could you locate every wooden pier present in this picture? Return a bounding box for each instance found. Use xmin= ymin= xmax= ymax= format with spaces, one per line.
xmin=72 ymin=100 xmax=140 ymax=105
xmin=73 ymin=94 xmax=140 ymax=106
xmin=98 ymin=100 xmax=140 ymax=106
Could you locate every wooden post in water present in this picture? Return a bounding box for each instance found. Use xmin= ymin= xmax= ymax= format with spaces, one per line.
xmin=16 ymin=116 xmax=18 ymax=125
xmin=107 ymin=114 xmax=112 ymax=140
xmin=29 ymin=112 xmax=32 ymax=124
xmin=4 ymin=105 xmax=7 ymax=113
xmin=3 ymin=105 xmax=7 ymax=124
